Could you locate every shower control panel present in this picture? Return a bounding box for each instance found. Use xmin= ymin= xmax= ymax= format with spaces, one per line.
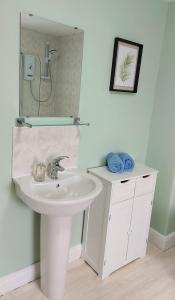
xmin=22 ymin=54 xmax=35 ymax=81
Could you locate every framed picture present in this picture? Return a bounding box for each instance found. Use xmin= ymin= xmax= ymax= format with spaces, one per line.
xmin=109 ymin=38 xmax=143 ymax=93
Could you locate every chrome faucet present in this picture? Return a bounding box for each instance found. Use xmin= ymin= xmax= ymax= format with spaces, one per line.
xmin=47 ymin=156 xmax=69 ymax=180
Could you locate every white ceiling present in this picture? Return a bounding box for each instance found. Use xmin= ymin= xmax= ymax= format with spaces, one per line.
xmin=21 ymin=13 xmax=83 ymax=37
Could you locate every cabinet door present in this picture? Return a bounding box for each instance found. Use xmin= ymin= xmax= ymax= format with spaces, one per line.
xmin=127 ymin=193 xmax=153 ymax=261
xmin=104 ymin=199 xmax=133 ymax=274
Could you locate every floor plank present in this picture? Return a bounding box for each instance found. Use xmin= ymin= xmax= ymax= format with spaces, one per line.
xmin=2 ymin=244 xmax=175 ymax=300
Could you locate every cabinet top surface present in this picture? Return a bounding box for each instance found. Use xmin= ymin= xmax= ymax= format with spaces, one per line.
xmin=89 ymin=163 xmax=158 ymax=183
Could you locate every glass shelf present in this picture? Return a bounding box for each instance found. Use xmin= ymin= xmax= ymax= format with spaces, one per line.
xmin=16 ymin=117 xmax=90 ymax=128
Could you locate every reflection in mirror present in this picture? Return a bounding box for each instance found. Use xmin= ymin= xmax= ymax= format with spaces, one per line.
xmin=20 ymin=13 xmax=84 ymax=117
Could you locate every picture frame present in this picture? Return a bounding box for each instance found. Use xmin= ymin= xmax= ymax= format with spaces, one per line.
xmin=109 ymin=38 xmax=143 ymax=93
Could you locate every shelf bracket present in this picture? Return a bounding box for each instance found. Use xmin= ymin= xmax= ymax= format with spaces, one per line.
xmin=16 ymin=117 xmax=32 ymax=128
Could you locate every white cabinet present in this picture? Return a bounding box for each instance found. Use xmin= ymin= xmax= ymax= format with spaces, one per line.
xmin=82 ymin=164 xmax=158 ymax=279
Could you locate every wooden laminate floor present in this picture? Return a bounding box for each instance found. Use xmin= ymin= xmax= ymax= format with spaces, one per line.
xmin=1 ymin=244 xmax=175 ymax=300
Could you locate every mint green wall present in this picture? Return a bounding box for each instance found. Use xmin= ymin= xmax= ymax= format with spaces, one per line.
xmin=0 ymin=0 xmax=167 ymax=277
xmin=147 ymin=3 xmax=175 ymax=236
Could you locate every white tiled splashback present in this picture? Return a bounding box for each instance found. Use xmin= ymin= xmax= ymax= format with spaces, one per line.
xmin=12 ymin=126 xmax=80 ymax=178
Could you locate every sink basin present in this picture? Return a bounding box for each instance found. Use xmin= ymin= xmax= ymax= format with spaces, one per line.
xmin=14 ymin=169 xmax=102 ymax=216
xmin=13 ymin=168 xmax=102 ymax=300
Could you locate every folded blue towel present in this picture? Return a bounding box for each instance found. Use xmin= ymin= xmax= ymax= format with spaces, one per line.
xmin=118 ymin=152 xmax=135 ymax=172
xmin=106 ymin=152 xmax=124 ymax=173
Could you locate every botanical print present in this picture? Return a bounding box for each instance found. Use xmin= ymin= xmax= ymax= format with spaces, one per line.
xmin=109 ymin=38 xmax=143 ymax=93
xmin=120 ymin=54 xmax=134 ymax=82
xmin=114 ymin=44 xmax=138 ymax=89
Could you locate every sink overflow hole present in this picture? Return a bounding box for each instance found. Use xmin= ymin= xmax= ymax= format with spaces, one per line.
xmin=56 ymin=184 xmax=60 ymax=188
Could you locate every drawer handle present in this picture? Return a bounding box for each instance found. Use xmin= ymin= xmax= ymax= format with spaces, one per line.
xmin=142 ymin=175 xmax=151 ymax=179
xmin=120 ymin=179 xmax=130 ymax=183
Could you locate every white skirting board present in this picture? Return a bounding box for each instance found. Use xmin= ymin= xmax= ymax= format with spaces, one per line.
xmin=149 ymin=228 xmax=175 ymax=251
xmin=0 ymin=244 xmax=82 ymax=296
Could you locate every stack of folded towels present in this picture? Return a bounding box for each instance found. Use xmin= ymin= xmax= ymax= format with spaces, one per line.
xmin=106 ymin=152 xmax=135 ymax=173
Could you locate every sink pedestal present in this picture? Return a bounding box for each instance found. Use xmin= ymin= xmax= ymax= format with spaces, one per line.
xmin=40 ymin=215 xmax=72 ymax=300
xmin=14 ymin=171 xmax=102 ymax=300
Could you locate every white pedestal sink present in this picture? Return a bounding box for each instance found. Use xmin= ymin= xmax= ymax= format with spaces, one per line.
xmin=13 ymin=169 xmax=102 ymax=300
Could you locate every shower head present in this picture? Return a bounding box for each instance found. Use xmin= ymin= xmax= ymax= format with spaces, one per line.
xmin=48 ymin=49 xmax=57 ymax=62
xmin=49 ymin=49 xmax=57 ymax=54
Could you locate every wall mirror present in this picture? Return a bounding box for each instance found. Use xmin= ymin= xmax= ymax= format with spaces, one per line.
xmin=19 ymin=13 xmax=84 ymax=117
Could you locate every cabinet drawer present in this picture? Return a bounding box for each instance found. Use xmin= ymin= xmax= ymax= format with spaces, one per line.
xmin=135 ymin=174 xmax=157 ymax=197
xmin=111 ymin=179 xmax=135 ymax=203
